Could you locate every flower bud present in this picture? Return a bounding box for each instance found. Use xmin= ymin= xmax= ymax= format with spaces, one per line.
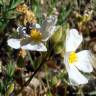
xmin=51 ymin=26 xmax=62 ymax=44
xmin=54 ymin=42 xmax=64 ymax=54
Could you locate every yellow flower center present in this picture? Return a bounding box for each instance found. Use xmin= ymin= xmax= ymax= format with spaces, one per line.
xmin=68 ymin=51 xmax=78 ymax=64
xmin=30 ymin=29 xmax=42 ymax=42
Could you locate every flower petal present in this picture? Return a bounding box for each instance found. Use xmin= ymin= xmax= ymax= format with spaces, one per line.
xmin=64 ymin=53 xmax=88 ymax=85
xmin=40 ymin=15 xmax=57 ymax=41
xmin=29 ymin=23 xmax=41 ymax=29
xmin=75 ymin=50 xmax=93 ymax=73
xmin=20 ymin=37 xmax=31 ymax=46
xmin=7 ymin=39 xmax=21 ymax=49
xmin=21 ymin=42 xmax=47 ymax=51
xmin=65 ymin=29 xmax=83 ymax=52
xmin=91 ymin=53 xmax=96 ymax=69
xmin=68 ymin=65 xmax=88 ymax=85
xmin=42 ymin=26 xmax=56 ymax=41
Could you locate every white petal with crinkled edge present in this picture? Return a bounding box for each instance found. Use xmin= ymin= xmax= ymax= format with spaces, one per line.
xmin=68 ymin=65 xmax=88 ymax=85
xmin=65 ymin=29 xmax=83 ymax=52
xmin=21 ymin=42 xmax=47 ymax=51
xmin=7 ymin=39 xmax=21 ymax=49
xmin=42 ymin=26 xmax=56 ymax=41
xmin=40 ymin=16 xmax=57 ymax=41
xmin=64 ymin=53 xmax=88 ymax=85
xmin=74 ymin=50 xmax=93 ymax=73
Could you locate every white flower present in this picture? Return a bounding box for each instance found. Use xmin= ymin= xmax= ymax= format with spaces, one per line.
xmin=7 ymin=15 xmax=57 ymax=51
xmin=64 ymin=29 xmax=93 ymax=85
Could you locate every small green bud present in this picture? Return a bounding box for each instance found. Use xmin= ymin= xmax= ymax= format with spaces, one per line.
xmin=54 ymin=42 xmax=64 ymax=54
xmin=51 ymin=26 xmax=62 ymax=44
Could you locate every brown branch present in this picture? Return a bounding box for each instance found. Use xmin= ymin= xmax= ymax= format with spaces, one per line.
xmin=14 ymin=55 xmax=47 ymax=95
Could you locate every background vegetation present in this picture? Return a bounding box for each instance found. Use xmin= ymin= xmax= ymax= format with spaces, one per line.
xmin=0 ymin=0 xmax=96 ymax=96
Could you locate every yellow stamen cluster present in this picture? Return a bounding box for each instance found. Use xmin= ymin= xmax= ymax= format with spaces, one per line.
xmin=30 ymin=29 xmax=42 ymax=42
xmin=68 ymin=51 xmax=78 ymax=64
xmin=16 ymin=4 xmax=37 ymax=25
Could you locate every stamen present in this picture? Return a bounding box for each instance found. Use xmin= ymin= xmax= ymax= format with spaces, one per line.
xmin=30 ymin=29 xmax=42 ymax=42
xmin=68 ymin=51 xmax=78 ymax=64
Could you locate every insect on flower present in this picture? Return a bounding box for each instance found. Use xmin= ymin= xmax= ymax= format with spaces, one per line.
xmin=7 ymin=15 xmax=57 ymax=51
xmin=64 ymin=29 xmax=93 ymax=85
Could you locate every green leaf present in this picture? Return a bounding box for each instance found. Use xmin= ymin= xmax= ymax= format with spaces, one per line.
xmin=27 ymin=51 xmax=35 ymax=69
xmin=5 ymin=83 xmax=14 ymax=96
xmin=47 ymin=91 xmax=53 ymax=96
xmin=9 ymin=0 xmax=24 ymax=10
xmin=5 ymin=10 xmax=17 ymax=19
xmin=0 ymin=0 xmax=3 ymax=5
xmin=0 ymin=80 xmax=4 ymax=93
xmin=6 ymin=63 xmax=15 ymax=78
xmin=0 ymin=20 xmax=9 ymax=32
xmin=58 ymin=5 xmax=72 ymax=25
xmin=0 ymin=21 xmax=3 ymax=29
xmin=17 ymin=56 xmax=25 ymax=67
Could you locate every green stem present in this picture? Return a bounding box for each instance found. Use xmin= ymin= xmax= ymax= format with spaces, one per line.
xmin=15 ymin=52 xmax=47 ymax=95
